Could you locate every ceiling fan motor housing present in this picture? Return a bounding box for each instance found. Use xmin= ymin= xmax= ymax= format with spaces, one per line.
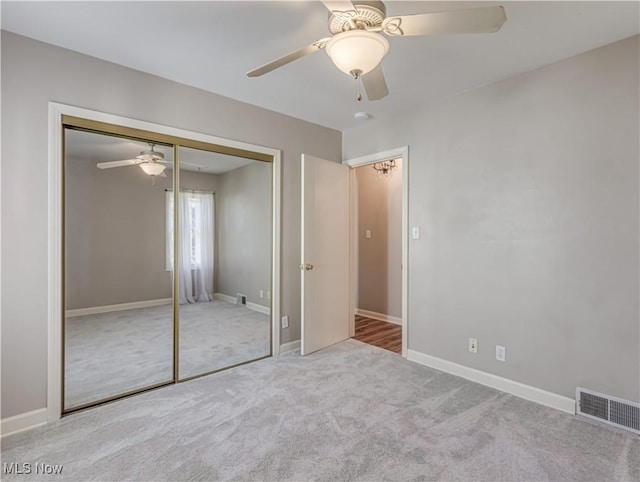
xmin=328 ymin=1 xmax=387 ymax=34
xmin=136 ymin=148 xmax=164 ymax=161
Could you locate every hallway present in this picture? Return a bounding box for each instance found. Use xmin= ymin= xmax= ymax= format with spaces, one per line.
xmin=353 ymin=315 xmax=401 ymax=354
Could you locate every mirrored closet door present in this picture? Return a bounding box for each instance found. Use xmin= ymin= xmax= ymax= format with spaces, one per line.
xmin=63 ymin=123 xmax=274 ymax=412
xmin=177 ymin=147 xmax=272 ymax=380
xmin=64 ymin=129 xmax=175 ymax=411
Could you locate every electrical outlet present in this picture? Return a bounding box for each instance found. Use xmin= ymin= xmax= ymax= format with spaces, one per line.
xmin=267 ymin=291 xmax=271 ymax=300
xmin=496 ymin=345 xmax=506 ymax=362
xmin=468 ymin=338 xmax=478 ymax=354
xmin=259 ymin=290 xmax=264 ymax=299
xmin=281 ymin=315 xmax=289 ymax=329
xmin=412 ymin=226 xmax=420 ymax=239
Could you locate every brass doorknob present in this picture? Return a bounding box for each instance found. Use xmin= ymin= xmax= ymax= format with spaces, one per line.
xmin=300 ymin=263 xmax=314 ymax=271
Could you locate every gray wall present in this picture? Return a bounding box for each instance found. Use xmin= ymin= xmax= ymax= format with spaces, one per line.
xmin=67 ymin=149 xmax=271 ymax=312
xmin=344 ymin=35 xmax=639 ymax=402
xmin=356 ymin=161 xmax=402 ymax=318
xmin=216 ymin=161 xmax=272 ymax=307
xmin=1 ymin=31 xmax=341 ymax=419
xmin=65 ymin=153 xmax=218 ymax=309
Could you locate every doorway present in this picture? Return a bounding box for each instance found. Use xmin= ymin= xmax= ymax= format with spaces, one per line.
xmin=345 ymin=147 xmax=409 ymax=357
xmin=351 ymin=159 xmax=402 ymax=353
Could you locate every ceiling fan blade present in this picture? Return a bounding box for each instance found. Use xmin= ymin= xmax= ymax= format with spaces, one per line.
xmin=157 ymin=171 xmax=167 ymax=178
xmin=362 ymin=64 xmax=388 ymax=101
xmin=382 ymin=6 xmax=507 ymax=37
xmin=247 ymin=38 xmax=331 ymax=77
xmin=321 ymin=1 xmax=356 ymax=13
xmin=96 ymin=159 xmax=138 ymax=169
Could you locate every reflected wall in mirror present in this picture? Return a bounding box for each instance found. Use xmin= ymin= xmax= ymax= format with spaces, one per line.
xmin=176 ymin=147 xmax=272 ymax=379
xmin=64 ymin=129 xmax=174 ymax=411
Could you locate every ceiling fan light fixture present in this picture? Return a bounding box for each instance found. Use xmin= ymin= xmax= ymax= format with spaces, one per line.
xmin=325 ymin=30 xmax=389 ymax=76
xmin=139 ymin=162 xmax=166 ymax=176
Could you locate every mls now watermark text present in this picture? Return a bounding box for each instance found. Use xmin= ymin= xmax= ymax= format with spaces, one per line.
xmin=3 ymin=462 xmax=64 ymax=475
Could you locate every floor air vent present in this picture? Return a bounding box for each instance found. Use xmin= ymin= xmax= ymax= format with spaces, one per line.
xmin=576 ymin=387 xmax=639 ymax=434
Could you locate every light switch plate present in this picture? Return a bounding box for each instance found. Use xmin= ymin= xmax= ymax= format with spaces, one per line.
xmin=412 ymin=226 xmax=420 ymax=239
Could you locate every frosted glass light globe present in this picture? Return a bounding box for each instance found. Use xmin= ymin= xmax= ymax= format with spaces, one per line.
xmin=140 ymin=162 xmax=166 ymax=176
xmin=326 ymin=30 xmax=389 ymax=75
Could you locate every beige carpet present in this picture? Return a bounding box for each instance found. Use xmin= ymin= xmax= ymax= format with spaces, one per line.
xmin=3 ymin=339 xmax=638 ymax=481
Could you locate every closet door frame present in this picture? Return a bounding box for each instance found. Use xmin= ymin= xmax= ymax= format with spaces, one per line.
xmin=49 ymin=102 xmax=281 ymax=421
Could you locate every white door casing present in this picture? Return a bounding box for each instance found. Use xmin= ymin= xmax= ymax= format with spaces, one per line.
xmin=48 ymin=102 xmax=282 ymax=423
xmin=301 ymin=154 xmax=350 ymax=355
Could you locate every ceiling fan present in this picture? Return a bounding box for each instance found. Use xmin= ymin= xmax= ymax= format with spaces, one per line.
xmin=97 ymin=144 xmax=169 ymax=177
xmin=96 ymin=144 xmax=203 ymax=177
xmin=247 ymin=1 xmax=507 ymax=101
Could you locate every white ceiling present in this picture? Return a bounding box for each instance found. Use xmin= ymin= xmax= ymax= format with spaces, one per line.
xmin=2 ymin=1 xmax=638 ymax=131
xmin=66 ymin=129 xmax=255 ymax=174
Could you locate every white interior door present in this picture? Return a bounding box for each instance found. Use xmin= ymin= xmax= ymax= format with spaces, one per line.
xmin=301 ymin=154 xmax=350 ymax=355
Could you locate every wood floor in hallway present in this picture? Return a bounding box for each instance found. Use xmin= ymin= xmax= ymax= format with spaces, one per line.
xmin=353 ymin=315 xmax=402 ymax=354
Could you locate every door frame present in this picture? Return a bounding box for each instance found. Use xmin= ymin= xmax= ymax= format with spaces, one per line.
xmin=48 ymin=102 xmax=282 ymax=422
xmin=343 ymin=146 xmax=409 ymax=357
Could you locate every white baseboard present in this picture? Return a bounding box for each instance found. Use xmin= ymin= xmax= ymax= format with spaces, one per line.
xmin=66 ymin=298 xmax=172 ymax=318
xmin=214 ymin=293 xmax=270 ymax=315
xmin=1 ymin=408 xmax=48 ymax=438
xmin=214 ymin=293 xmax=236 ymax=304
xmin=407 ymin=349 xmax=575 ymax=414
xmin=280 ymin=339 xmax=301 ymax=354
xmin=356 ymin=308 xmax=402 ymax=325
xmin=247 ymin=301 xmax=270 ymax=315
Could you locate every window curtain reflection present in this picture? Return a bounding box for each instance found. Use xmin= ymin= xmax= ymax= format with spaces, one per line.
xmin=166 ymin=191 xmax=215 ymax=304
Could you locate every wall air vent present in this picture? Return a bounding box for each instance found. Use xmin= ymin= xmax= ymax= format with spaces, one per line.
xmin=236 ymin=293 xmax=247 ymax=306
xmin=576 ymin=387 xmax=639 ymax=434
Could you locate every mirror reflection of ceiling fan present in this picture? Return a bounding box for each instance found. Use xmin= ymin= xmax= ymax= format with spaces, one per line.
xmin=247 ymin=1 xmax=507 ymax=101
xmin=96 ymin=144 xmax=203 ymax=177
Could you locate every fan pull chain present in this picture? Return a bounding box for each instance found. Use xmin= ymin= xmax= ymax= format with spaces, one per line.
xmin=350 ymin=69 xmax=363 ymax=102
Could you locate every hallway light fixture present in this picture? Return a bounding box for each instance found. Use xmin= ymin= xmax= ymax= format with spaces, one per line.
xmin=373 ymin=159 xmax=396 ymax=178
